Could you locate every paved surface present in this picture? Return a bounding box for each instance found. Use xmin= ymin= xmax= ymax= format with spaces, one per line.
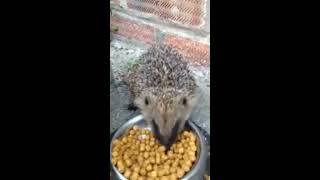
xmin=110 ymin=39 xmax=210 ymax=134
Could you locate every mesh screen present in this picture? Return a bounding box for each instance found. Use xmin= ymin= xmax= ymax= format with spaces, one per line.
xmin=127 ymin=0 xmax=206 ymax=27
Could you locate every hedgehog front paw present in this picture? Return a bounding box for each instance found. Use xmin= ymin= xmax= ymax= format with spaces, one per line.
xmin=127 ymin=103 xmax=138 ymax=111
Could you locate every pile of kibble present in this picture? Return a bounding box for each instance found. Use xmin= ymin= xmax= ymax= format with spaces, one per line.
xmin=111 ymin=125 xmax=198 ymax=180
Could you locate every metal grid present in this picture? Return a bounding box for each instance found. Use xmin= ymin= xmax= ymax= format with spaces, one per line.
xmin=127 ymin=0 xmax=206 ymax=27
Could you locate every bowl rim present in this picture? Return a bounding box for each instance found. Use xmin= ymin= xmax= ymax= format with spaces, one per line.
xmin=110 ymin=114 xmax=207 ymax=180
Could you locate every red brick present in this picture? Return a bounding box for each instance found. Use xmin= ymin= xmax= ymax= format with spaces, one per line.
xmin=111 ymin=0 xmax=120 ymax=6
xmin=190 ymin=16 xmax=201 ymax=26
xmin=110 ymin=15 xmax=155 ymax=44
xmin=164 ymin=35 xmax=210 ymax=66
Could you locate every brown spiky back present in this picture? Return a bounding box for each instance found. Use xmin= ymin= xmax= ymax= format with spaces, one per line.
xmin=125 ymin=44 xmax=197 ymax=99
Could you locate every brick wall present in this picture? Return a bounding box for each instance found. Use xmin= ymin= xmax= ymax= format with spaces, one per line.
xmin=110 ymin=0 xmax=210 ymax=66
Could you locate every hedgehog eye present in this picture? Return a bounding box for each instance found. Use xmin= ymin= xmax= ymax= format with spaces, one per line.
xmin=182 ymin=98 xmax=187 ymax=106
xmin=145 ymin=97 xmax=149 ymax=106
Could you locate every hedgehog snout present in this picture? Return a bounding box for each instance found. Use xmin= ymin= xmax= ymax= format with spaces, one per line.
xmin=151 ymin=119 xmax=181 ymax=149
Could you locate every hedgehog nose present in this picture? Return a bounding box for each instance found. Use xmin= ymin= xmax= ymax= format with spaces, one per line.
xmin=151 ymin=119 xmax=180 ymax=149
xmin=157 ymin=135 xmax=173 ymax=150
xmin=157 ymin=132 xmax=179 ymax=150
xmin=168 ymin=130 xmax=179 ymax=149
xmin=166 ymin=120 xmax=181 ymax=149
xmin=158 ymin=122 xmax=181 ymax=150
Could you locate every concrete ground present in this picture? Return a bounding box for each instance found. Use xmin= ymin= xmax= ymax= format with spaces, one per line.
xmin=110 ymin=39 xmax=210 ymax=135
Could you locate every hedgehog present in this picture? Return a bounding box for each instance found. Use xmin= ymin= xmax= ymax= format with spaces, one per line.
xmin=124 ymin=44 xmax=199 ymax=148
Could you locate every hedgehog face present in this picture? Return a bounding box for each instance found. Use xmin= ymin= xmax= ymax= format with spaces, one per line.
xmin=134 ymin=90 xmax=198 ymax=148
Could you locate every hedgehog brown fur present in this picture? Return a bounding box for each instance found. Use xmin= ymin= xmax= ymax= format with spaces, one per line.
xmin=124 ymin=44 xmax=199 ymax=147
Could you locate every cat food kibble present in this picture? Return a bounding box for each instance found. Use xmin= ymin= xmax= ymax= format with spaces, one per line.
xmin=111 ymin=125 xmax=198 ymax=179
